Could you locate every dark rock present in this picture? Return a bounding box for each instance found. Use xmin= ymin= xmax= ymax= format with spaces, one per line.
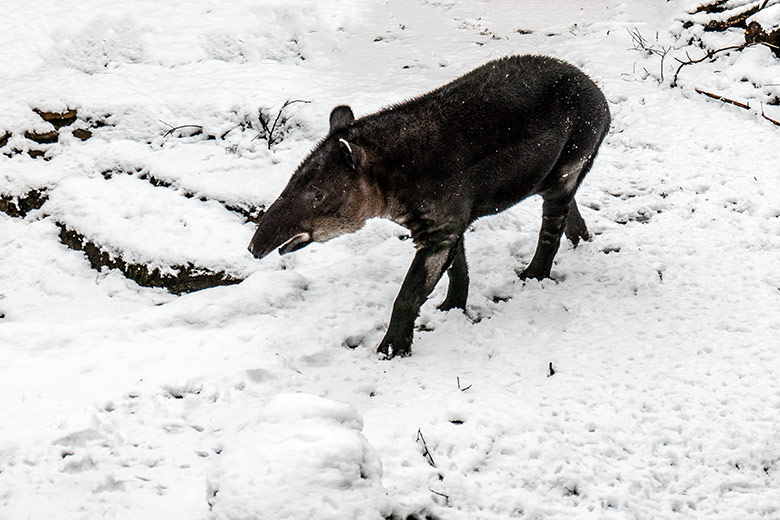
xmin=27 ymin=149 xmax=48 ymax=159
xmin=72 ymin=128 xmax=93 ymax=141
xmin=34 ymin=108 xmax=78 ymax=129
xmin=24 ymin=129 xmax=58 ymax=144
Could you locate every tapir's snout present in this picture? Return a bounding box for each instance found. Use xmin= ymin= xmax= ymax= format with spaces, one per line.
xmin=247 ymin=240 xmax=268 ymax=260
xmin=247 ymin=190 xmax=315 ymax=261
xmin=246 ymin=225 xmax=280 ymax=260
xmin=247 ymin=243 xmax=263 ymax=259
xmin=247 ymin=190 xmax=311 ymax=260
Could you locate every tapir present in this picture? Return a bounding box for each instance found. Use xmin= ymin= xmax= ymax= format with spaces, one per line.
xmin=248 ymin=55 xmax=610 ymax=358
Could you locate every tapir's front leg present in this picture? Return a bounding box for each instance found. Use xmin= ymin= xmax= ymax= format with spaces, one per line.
xmin=377 ymin=236 xmax=460 ymax=358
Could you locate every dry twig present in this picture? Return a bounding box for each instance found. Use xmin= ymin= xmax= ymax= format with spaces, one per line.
xmin=429 ymin=488 xmax=450 ymax=505
xmin=695 ymin=88 xmax=780 ymax=126
xmin=671 ymin=44 xmax=749 ymax=87
xmin=456 ymin=376 xmax=472 ymax=391
xmin=628 ymin=28 xmax=673 ymax=82
xmin=416 ymin=428 xmax=437 ymax=468
xmin=695 ymin=88 xmax=750 ymax=109
xmin=160 ymin=121 xmax=204 ymax=138
xmin=254 ymin=99 xmax=311 ymax=149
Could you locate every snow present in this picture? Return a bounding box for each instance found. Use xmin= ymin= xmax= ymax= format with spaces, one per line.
xmin=45 ymin=174 xmax=257 ymax=274
xmin=2 ymin=1 xmax=780 ymax=519
xmin=670 ymin=1 xmax=780 ymax=116
xmin=749 ymin=4 xmax=780 ymax=32
xmin=206 ymin=394 xmax=389 ymax=520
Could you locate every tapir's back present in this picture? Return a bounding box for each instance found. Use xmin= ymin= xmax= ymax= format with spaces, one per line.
xmin=363 ymin=55 xmax=610 ymax=218
xmin=425 ymin=55 xmax=609 ymax=148
xmin=432 ymin=55 xmax=595 ymax=108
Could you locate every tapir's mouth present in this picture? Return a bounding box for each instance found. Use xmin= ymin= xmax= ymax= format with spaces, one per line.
xmin=278 ymin=232 xmax=313 ymax=255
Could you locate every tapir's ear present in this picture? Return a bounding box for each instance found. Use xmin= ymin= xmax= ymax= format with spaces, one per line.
xmin=329 ymin=105 xmax=354 ymax=132
xmin=338 ymin=138 xmax=362 ymax=171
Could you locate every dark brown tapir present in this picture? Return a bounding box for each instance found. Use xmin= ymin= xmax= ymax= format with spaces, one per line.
xmin=248 ymin=55 xmax=610 ymax=358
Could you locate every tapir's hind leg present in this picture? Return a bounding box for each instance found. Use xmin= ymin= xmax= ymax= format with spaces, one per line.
xmin=438 ymin=237 xmax=469 ymax=311
xmin=518 ymin=198 xmax=569 ymax=281
xmin=564 ymin=199 xmax=590 ymax=246
xmin=519 ymin=149 xmax=598 ymax=281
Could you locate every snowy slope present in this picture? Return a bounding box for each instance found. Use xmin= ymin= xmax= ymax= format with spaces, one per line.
xmin=2 ymin=1 xmax=780 ymax=519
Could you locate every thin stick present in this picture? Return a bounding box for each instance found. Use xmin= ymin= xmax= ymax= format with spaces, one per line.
xmin=429 ymin=489 xmax=449 ymax=504
xmin=695 ymin=88 xmax=750 ymax=109
xmin=416 ymin=429 xmax=437 ymax=468
xmin=695 ymin=88 xmax=780 ymax=127
xmin=457 ymin=376 xmax=472 ymax=391
xmin=160 ymin=122 xmax=204 ymax=138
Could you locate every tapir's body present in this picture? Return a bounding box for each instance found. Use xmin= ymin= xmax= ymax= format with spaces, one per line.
xmin=249 ymin=55 xmax=611 ymax=358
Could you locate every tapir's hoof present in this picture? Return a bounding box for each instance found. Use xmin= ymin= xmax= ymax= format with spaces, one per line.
xmin=377 ymin=339 xmax=411 ymax=359
xmin=436 ymin=299 xmax=466 ymax=312
xmin=517 ymin=268 xmax=549 ymax=281
xmin=566 ymin=232 xmax=591 ymax=248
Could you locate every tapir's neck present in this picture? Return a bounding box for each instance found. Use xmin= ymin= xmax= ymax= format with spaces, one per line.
xmin=351 ymin=108 xmax=443 ymax=228
xmin=355 ymin=156 xmax=412 ymax=227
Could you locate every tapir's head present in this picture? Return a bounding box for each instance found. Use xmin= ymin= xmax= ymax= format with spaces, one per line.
xmin=248 ymin=105 xmax=379 ymax=259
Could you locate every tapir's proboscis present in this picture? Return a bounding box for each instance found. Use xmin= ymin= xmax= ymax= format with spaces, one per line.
xmin=248 ymin=55 xmax=610 ymax=358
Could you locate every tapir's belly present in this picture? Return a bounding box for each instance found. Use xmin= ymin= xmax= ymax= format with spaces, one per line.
xmin=464 ymin=127 xmax=570 ymax=219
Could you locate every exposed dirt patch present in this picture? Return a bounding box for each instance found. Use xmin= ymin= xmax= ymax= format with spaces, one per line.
xmin=0 ymin=189 xmax=49 ymax=218
xmin=57 ymin=223 xmax=244 ymax=294
xmin=2 ymin=108 xmax=109 ymax=159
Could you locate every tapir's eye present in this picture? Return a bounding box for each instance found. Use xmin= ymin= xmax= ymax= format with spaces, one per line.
xmin=313 ymin=191 xmax=324 ymax=203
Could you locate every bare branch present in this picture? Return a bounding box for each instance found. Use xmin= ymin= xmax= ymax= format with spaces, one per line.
xmin=671 ymin=44 xmax=749 ymax=87
xmin=627 ymin=28 xmax=672 ymax=82
xmin=703 ymin=0 xmax=773 ymax=32
xmin=255 ymin=99 xmax=311 ymax=150
xmin=269 ymin=99 xmax=310 ymax=145
xmin=161 ymin=124 xmax=204 ymax=139
xmin=695 ymin=88 xmax=750 ymax=109
xmin=695 ymin=88 xmax=780 ymax=127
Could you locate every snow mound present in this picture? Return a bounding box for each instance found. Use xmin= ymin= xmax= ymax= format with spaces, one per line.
xmin=206 ymin=393 xmax=390 ymax=520
xmin=53 ymin=17 xmax=146 ymax=74
xmin=43 ymin=175 xmax=257 ymax=274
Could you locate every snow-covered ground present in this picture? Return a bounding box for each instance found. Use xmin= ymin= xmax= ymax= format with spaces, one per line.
xmin=2 ymin=1 xmax=779 ymax=519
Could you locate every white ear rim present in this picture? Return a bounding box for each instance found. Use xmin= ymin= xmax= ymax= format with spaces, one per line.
xmin=338 ymin=138 xmax=353 ymax=155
